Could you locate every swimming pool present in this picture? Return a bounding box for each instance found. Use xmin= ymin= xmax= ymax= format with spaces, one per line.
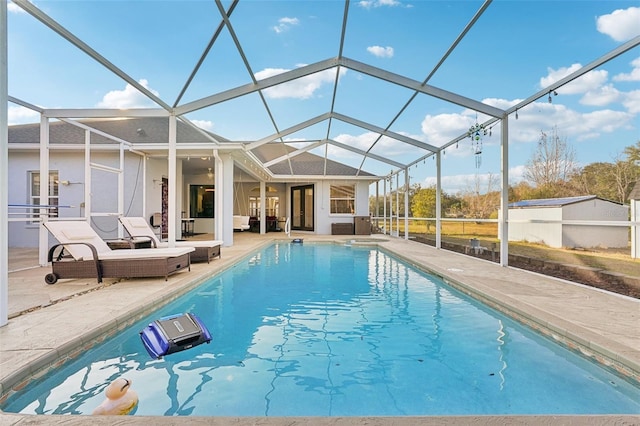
xmin=2 ymin=242 xmax=640 ymax=415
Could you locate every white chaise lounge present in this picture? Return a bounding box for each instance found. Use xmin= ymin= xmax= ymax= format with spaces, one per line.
xmin=119 ymin=216 xmax=223 ymax=263
xmin=233 ymin=215 xmax=250 ymax=231
xmin=43 ymin=220 xmax=194 ymax=284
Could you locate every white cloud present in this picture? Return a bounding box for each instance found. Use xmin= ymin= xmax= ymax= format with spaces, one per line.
xmin=358 ymin=0 xmax=401 ymax=8
xmin=367 ymin=45 xmax=394 ymax=58
xmin=191 ymin=120 xmax=214 ymax=131
xmin=96 ymin=79 xmax=160 ymax=108
xmin=7 ymin=0 xmax=27 ymax=13
xmin=540 ymin=64 xmax=608 ymax=95
xmin=272 ymin=17 xmax=300 ymax=34
xmin=596 ymin=7 xmax=640 ymax=42
xmin=8 ymin=105 xmax=40 ymax=125
xmin=421 ymin=113 xmax=475 ymax=146
xmin=255 ymin=67 xmax=346 ymax=100
xmin=613 ymin=57 xmax=640 ymax=82
xmin=419 ymin=97 xmax=634 ymax=150
xmin=621 ymin=89 xmax=640 ymax=114
xmin=579 ymin=84 xmax=622 ymax=106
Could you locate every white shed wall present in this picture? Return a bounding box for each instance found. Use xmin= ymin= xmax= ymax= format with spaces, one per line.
xmin=508 ymin=207 xmax=563 ymax=247
xmin=509 ymin=199 xmax=629 ymax=249
xmin=562 ymin=199 xmax=628 ymax=248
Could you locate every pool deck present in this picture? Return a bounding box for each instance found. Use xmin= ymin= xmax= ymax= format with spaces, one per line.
xmin=1 ymin=232 xmax=639 ymax=425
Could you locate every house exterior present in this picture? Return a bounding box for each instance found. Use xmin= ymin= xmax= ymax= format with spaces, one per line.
xmin=508 ymin=195 xmax=629 ymax=249
xmin=8 ymin=118 xmax=377 ymax=249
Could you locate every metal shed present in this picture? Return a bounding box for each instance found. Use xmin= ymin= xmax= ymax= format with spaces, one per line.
xmin=508 ymin=195 xmax=629 ymax=249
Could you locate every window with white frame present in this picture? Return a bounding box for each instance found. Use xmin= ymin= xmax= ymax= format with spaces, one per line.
xmin=330 ymin=184 xmax=355 ymax=214
xmin=249 ymin=196 xmax=280 ymax=217
xmin=29 ymin=170 xmax=59 ymax=220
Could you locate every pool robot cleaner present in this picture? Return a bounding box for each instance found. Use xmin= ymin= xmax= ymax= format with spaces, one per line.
xmin=140 ymin=312 xmax=212 ymax=359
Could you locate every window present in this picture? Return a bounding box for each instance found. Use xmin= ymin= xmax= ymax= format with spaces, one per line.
xmin=330 ymin=184 xmax=355 ymax=214
xmin=189 ymin=185 xmax=214 ymax=218
xmin=249 ymin=196 xmax=280 ymax=217
xmin=29 ymin=170 xmax=59 ymax=220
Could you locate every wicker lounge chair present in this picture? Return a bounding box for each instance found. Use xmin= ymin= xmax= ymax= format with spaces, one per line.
xmin=119 ymin=216 xmax=222 ymax=263
xmin=43 ymin=221 xmax=194 ymax=284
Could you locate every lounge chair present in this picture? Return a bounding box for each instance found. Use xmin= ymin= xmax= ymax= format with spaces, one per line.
xmin=119 ymin=216 xmax=222 ymax=263
xmin=233 ymin=215 xmax=250 ymax=231
xmin=43 ymin=220 xmax=194 ymax=284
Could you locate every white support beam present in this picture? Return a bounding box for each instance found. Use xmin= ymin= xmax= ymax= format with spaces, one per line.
xmin=43 ymin=108 xmax=169 ymax=118
xmin=176 ymin=58 xmax=340 ymax=115
xmin=0 ymin=0 xmax=8 ymax=327
xmin=167 ymin=115 xmax=177 ymax=246
xmin=436 ymin=151 xmax=442 ymax=249
xmin=8 ymin=95 xmax=43 ymax=113
xmin=12 ymin=0 xmax=173 ymax=111
xmin=246 ymin=113 xmax=331 ymax=151
xmin=339 ymin=57 xmax=505 ymax=118
xmin=327 ymin=139 xmax=407 ymax=169
xmin=332 ymin=112 xmax=439 ymax=153
xmin=263 ymin=141 xmax=326 ymax=168
xmin=404 ymin=169 xmax=409 ymax=240
xmin=84 ymin=130 xmax=91 ymax=221
xmin=499 ymin=116 xmax=509 ymax=266
xmin=38 ymin=116 xmax=50 ymax=266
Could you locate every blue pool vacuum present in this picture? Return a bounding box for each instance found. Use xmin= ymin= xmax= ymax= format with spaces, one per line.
xmin=140 ymin=312 xmax=212 ymax=359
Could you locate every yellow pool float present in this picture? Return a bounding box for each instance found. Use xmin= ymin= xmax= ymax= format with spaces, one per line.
xmin=92 ymin=377 xmax=138 ymax=415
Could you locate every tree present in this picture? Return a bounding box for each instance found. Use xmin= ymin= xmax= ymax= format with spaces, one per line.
xmin=459 ymin=173 xmax=500 ymax=219
xmin=570 ymin=141 xmax=640 ymax=203
xmin=524 ymin=126 xmax=578 ymax=198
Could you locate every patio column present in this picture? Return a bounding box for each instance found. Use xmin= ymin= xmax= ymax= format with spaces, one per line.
xmin=167 ymin=114 xmax=177 ymax=246
xmin=1 ymin=0 xmax=8 ymax=327
xmin=213 ymin=149 xmax=223 ymax=242
xmin=404 ymin=168 xmax=409 ymax=240
xmin=220 ymin=153 xmax=234 ymax=246
xmin=499 ymin=115 xmax=509 ymax=266
xmin=259 ymin=181 xmax=266 ymax=234
xmin=436 ymin=151 xmax=442 ymax=249
xmin=383 ymin=178 xmax=387 ymax=235
xmin=38 ymin=115 xmax=49 ymax=266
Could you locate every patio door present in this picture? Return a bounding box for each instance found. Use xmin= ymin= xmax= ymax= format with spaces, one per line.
xmin=291 ymin=185 xmax=314 ymax=231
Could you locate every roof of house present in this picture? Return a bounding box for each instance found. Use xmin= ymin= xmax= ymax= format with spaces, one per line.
xmin=509 ymin=195 xmax=600 ymax=208
xmin=8 ymin=117 xmax=374 ymax=178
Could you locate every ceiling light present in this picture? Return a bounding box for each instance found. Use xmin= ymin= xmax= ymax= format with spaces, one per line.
xmin=207 ymin=168 xmax=213 ymax=179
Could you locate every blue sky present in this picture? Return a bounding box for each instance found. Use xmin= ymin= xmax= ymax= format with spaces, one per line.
xmin=6 ymin=0 xmax=640 ymax=194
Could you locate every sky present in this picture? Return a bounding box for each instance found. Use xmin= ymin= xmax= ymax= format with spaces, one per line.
xmin=5 ymin=0 xmax=640 ymax=195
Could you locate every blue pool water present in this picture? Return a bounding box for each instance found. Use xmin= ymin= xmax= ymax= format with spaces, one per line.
xmin=3 ymin=242 xmax=640 ymax=416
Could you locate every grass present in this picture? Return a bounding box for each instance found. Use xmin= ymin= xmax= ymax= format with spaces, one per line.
xmin=374 ymin=218 xmax=640 ymax=278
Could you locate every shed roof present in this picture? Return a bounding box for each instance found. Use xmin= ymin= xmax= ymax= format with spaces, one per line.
xmin=509 ymin=195 xmax=599 ymax=208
